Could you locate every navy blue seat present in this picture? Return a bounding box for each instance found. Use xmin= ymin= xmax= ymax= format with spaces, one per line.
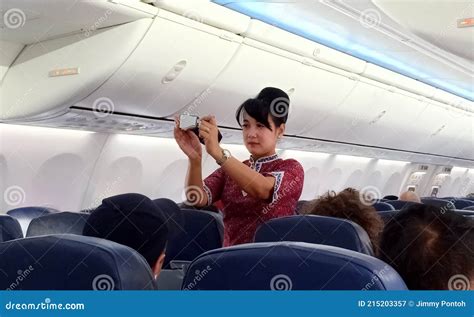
xmin=0 ymin=234 xmax=155 ymax=290
xmin=464 ymin=206 xmax=474 ymax=211
xmin=26 ymin=212 xmax=89 ymax=237
xmin=378 ymin=210 xmax=399 ymax=224
xmin=421 ymin=198 xmax=455 ymax=210
xmin=7 ymin=206 xmax=58 ymax=236
xmin=449 ymin=199 xmax=474 ymax=210
xmin=163 ymin=208 xmax=223 ymax=268
xmin=295 ymin=200 xmax=309 ymax=214
xmin=182 ymin=242 xmax=407 ymax=290
xmin=254 ymin=215 xmax=374 ymax=255
xmin=385 ymin=200 xmax=410 ymax=210
xmin=454 ymin=209 xmax=474 ymax=216
xmin=0 ymin=215 xmax=23 ymax=242
xmin=373 ymin=201 xmax=395 ymax=211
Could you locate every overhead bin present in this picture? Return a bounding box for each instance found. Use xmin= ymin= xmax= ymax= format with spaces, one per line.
xmin=0 ymin=0 xmax=157 ymax=45
xmin=300 ymin=78 xmax=425 ymax=149
xmin=244 ymin=19 xmax=367 ymax=74
xmin=76 ymin=10 xmax=243 ymax=118
xmin=362 ymin=63 xmax=436 ymax=98
xmin=194 ymin=38 xmax=359 ymax=135
xmin=416 ymin=99 xmax=474 ymax=159
xmin=153 ymin=0 xmax=250 ymax=34
xmin=0 ymin=18 xmax=153 ymax=121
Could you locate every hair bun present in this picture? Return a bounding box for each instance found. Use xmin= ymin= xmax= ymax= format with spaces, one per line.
xmin=256 ymin=87 xmax=290 ymax=105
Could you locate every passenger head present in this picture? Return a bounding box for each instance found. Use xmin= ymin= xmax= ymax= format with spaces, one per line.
xmin=83 ymin=193 xmax=168 ymax=279
xmin=399 ymin=191 xmax=421 ymax=203
xmin=301 ymin=188 xmax=384 ymax=255
xmin=379 ymin=204 xmax=474 ymax=290
xmin=235 ymin=87 xmax=289 ymax=158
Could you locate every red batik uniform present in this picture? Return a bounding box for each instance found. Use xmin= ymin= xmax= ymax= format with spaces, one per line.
xmin=203 ymin=154 xmax=304 ymax=246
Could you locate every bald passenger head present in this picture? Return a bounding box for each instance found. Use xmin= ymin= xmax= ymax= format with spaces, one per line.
xmin=399 ymin=191 xmax=421 ymax=203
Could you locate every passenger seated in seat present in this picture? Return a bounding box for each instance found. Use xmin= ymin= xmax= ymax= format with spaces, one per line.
xmin=174 ymin=87 xmax=304 ymax=246
xmin=380 ymin=204 xmax=474 ymax=290
xmin=300 ymin=188 xmax=384 ymax=255
xmin=399 ymin=191 xmax=421 ymax=203
xmin=83 ymin=193 xmax=168 ymax=279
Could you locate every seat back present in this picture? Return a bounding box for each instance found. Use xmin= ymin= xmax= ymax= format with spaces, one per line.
xmin=7 ymin=207 xmax=58 ymax=236
xmin=0 ymin=234 xmax=155 ymax=290
xmin=450 ymin=199 xmax=474 ymax=210
xmin=385 ymin=200 xmax=409 ymax=210
xmin=454 ymin=209 xmax=474 ymax=216
xmin=182 ymin=242 xmax=407 ymax=290
xmin=421 ymin=198 xmax=455 ymax=210
xmin=295 ymin=200 xmax=309 ymax=214
xmin=164 ymin=209 xmax=223 ymax=268
xmin=26 ymin=212 xmax=89 ymax=237
xmin=378 ymin=210 xmax=399 ymax=224
xmin=463 ymin=206 xmax=474 ymax=211
xmin=0 ymin=215 xmax=23 ymax=242
xmin=372 ymin=202 xmax=395 ymax=211
xmin=254 ymin=215 xmax=374 ymax=255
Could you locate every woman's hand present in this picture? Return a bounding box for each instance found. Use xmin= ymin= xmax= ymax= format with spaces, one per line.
xmin=174 ymin=117 xmax=202 ymax=161
xmin=199 ymin=115 xmax=221 ymax=159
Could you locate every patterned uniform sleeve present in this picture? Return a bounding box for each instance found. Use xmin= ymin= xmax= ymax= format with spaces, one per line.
xmin=263 ymin=159 xmax=304 ymax=204
xmin=203 ymin=168 xmax=226 ymax=206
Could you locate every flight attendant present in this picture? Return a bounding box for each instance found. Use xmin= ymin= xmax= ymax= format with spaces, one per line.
xmin=174 ymin=87 xmax=304 ymax=246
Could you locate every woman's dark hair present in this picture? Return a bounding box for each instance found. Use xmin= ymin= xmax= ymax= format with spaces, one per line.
xmin=235 ymin=87 xmax=290 ymax=131
xmin=379 ymin=204 xmax=474 ymax=290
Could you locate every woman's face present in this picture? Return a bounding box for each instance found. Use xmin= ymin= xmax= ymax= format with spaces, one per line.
xmin=242 ymin=112 xmax=285 ymax=158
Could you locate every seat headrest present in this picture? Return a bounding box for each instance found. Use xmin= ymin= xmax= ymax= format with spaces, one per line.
xmin=254 ymin=215 xmax=374 ymax=255
xmin=7 ymin=206 xmax=58 ymax=236
xmin=385 ymin=200 xmax=408 ymax=210
xmin=0 ymin=234 xmax=155 ymax=290
xmin=449 ymin=199 xmax=474 ymax=210
xmin=26 ymin=212 xmax=89 ymax=237
xmin=421 ymin=198 xmax=455 ymax=210
xmin=372 ymin=202 xmax=395 ymax=211
xmin=183 ymin=242 xmax=407 ymax=290
xmin=164 ymin=209 xmax=223 ymax=268
xmin=295 ymin=200 xmax=308 ymax=214
xmin=0 ymin=215 xmax=23 ymax=242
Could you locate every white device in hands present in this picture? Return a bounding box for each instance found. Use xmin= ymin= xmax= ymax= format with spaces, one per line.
xmin=179 ymin=114 xmax=199 ymax=130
